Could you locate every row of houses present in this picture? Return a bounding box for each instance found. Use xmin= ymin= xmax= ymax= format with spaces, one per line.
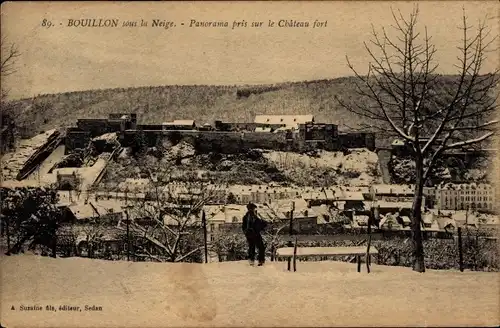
xmin=58 ymin=191 xmax=498 ymax=244
xmin=51 ymin=195 xmax=498 ymax=262
xmin=100 ymin=180 xmax=498 ymax=213
xmin=202 ymin=200 xmax=499 ymax=240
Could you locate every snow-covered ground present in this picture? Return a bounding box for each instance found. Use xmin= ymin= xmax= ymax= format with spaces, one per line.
xmin=1 ymin=255 xmax=498 ymax=327
xmin=263 ymin=148 xmax=381 ymax=186
xmin=26 ymin=145 xmax=66 ymax=181
xmin=1 ymin=129 xmax=58 ymax=180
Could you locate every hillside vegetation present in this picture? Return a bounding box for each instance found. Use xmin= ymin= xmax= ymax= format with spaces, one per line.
xmin=101 ymin=143 xmax=381 ymax=187
xmin=8 ymin=75 xmax=476 ymax=147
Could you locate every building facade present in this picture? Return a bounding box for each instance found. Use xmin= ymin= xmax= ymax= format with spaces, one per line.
xmin=436 ymin=183 xmax=497 ymax=211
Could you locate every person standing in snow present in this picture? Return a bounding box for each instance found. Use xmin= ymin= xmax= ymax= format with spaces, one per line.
xmin=242 ymin=203 xmax=267 ymax=266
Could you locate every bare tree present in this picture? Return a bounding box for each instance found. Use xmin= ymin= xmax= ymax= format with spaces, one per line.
xmin=1 ymin=36 xmax=20 ymax=101
xmin=80 ymin=218 xmax=106 ymax=259
xmin=0 ymin=37 xmax=20 ymax=152
xmin=1 ymin=36 xmax=20 ymax=76
xmin=336 ymin=6 xmax=499 ymax=272
xmin=117 ymin=158 xmax=224 ymax=262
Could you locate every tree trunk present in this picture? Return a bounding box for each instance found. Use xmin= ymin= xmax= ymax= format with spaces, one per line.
xmin=6 ymin=217 xmax=11 ymax=252
xmin=411 ymin=159 xmax=426 ymax=273
xmin=51 ymin=235 xmax=57 ymax=258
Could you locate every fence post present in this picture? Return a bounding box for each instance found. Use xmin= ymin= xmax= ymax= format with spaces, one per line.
xmin=202 ymin=210 xmax=208 ymax=263
xmin=293 ymin=236 xmax=298 ymax=272
xmin=366 ymin=217 xmax=372 ymax=273
xmin=287 ymin=202 xmax=295 ymax=271
xmin=458 ymin=227 xmax=464 ymax=272
xmin=474 ymin=233 xmax=478 ymax=271
xmin=6 ymin=217 xmax=10 ymax=252
xmin=126 ymin=210 xmax=130 ymax=262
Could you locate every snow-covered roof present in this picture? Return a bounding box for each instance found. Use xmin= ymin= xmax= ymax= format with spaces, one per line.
xmin=354 ymin=215 xmax=369 ymax=225
xmin=95 ymin=191 xmax=146 ymax=199
xmin=437 ymin=217 xmax=457 ymax=230
xmin=255 ymin=127 xmax=272 ymax=133
xmin=371 ymin=184 xmax=414 ymax=195
xmin=303 ymin=190 xmax=365 ymax=201
xmin=400 ymin=216 xmax=411 ymax=224
xmin=254 ymin=115 xmax=314 ymax=128
xmin=92 ymin=132 xmax=117 ymax=141
xmin=438 ymin=183 xmax=494 ymax=190
xmin=422 ymin=213 xmax=435 ymax=224
xmin=162 ymin=120 xmax=195 ymax=126
xmin=68 ymin=201 xmax=124 ymax=220
xmin=376 ymin=201 xmax=414 ymax=209
xmin=379 ymin=214 xmax=402 ymax=228
xmin=68 ymin=204 xmax=100 ymax=220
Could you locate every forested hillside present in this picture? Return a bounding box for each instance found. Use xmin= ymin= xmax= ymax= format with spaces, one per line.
xmin=7 ymin=75 xmax=493 ymax=149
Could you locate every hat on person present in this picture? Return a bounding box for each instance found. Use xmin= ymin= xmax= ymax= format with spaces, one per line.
xmin=247 ymin=202 xmax=257 ymax=210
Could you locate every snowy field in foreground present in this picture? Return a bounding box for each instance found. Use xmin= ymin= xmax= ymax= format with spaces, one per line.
xmin=1 ymin=255 xmax=498 ymax=327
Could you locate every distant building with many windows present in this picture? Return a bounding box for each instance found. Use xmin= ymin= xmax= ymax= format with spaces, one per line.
xmin=436 ymin=183 xmax=496 ymax=211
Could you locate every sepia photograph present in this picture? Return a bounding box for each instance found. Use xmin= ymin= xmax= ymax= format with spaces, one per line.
xmin=1 ymin=1 xmax=499 ymax=327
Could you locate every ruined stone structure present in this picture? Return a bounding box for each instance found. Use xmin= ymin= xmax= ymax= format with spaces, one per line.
xmin=65 ymin=113 xmax=376 ymax=153
xmin=65 ymin=114 xmax=136 ymax=153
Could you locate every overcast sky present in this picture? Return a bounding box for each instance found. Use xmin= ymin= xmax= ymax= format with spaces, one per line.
xmin=1 ymin=1 xmax=498 ymax=100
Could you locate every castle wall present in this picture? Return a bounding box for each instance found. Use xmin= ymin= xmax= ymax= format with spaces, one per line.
xmin=109 ymin=113 xmax=137 ymax=129
xmin=69 ymin=114 xmax=376 ymax=154
xmin=137 ymin=124 xmax=163 ymax=131
xmin=76 ymin=119 xmax=109 ymax=137
xmin=119 ymin=129 xmax=378 ymax=153
xmin=76 ymin=116 xmax=134 ymax=138
xmin=338 ymin=133 xmax=375 ymax=151
xmin=214 ymin=121 xmax=263 ymax=132
xmin=119 ymin=130 xmax=292 ymax=153
xmin=65 ymin=128 xmax=92 ymax=153
xmin=107 ymin=120 xmax=125 ymax=132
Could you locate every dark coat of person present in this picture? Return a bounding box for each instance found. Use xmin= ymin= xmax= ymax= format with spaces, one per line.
xmin=242 ymin=211 xmax=267 ymax=235
xmin=242 ymin=208 xmax=267 ymax=264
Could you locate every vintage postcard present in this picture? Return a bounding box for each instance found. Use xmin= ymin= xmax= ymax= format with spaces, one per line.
xmin=1 ymin=1 xmax=499 ymax=327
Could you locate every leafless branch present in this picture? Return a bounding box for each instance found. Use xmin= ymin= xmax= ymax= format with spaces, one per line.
xmin=1 ymin=37 xmax=20 ymax=77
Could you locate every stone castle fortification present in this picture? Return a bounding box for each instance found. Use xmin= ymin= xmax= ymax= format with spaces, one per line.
xmin=65 ymin=113 xmax=376 ymax=154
